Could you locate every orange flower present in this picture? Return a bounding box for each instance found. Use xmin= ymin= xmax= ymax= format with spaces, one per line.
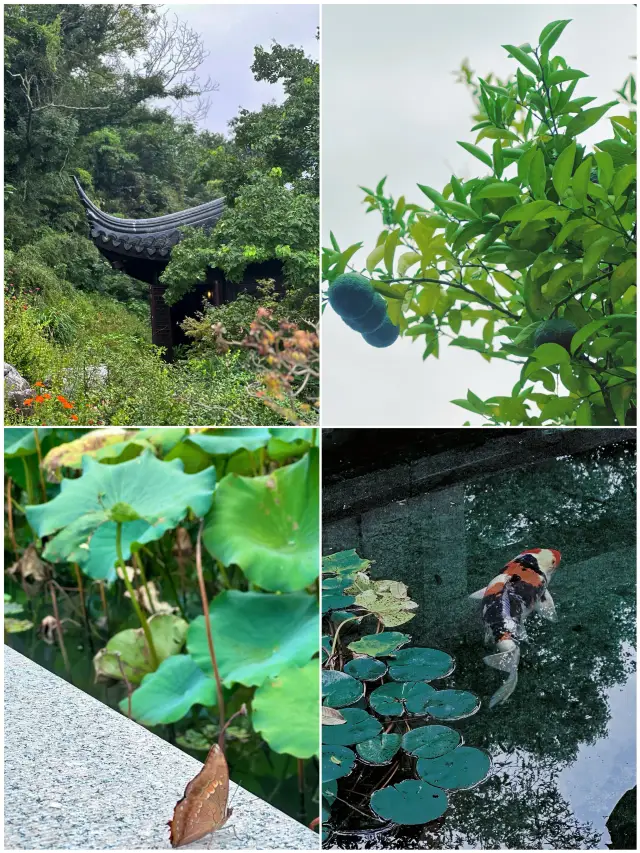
xmin=70 ymin=414 xmax=79 ymax=422
xmin=34 ymin=395 xmax=45 ymax=404
xmin=34 ymin=381 xmax=44 ymax=388
xmin=42 ymin=393 xmax=51 ymax=400
xmin=57 ymin=395 xmax=74 ymax=409
xmin=24 ymin=398 xmax=33 ymax=406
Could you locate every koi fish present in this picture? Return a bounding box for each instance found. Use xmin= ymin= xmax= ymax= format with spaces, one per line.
xmin=469 ymin=548 xmax=562 ymax=708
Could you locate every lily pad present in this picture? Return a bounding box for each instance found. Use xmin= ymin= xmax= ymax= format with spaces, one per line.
xmin=369 ymin=682 xmax=436 ymax=717
xmin=187 ymin=590 xmax=317 ymax=687
xmin=402 ymin=726 xmax=462 ymax=759
xmin=425 ymin=689 xmax=481 ymax=721
xmin=203 ymin=449 xmax=318 ymax=593
xmin=388 ymin=647 xmax=455 ymax=682
xmin=322 ymin=635 xmax=332 ymax=663
xmin=322 ymin=745 xmax=356 ymax=782
xmin=417 ymin=746 xmax=491 ymax=790
xmin=347 ymin=632 xmax=411 ymax=656
xmin=119 ymin=654 xmax=216 ymax=725
xmin=404 ymin=682 xmax=440 ymax=715
xmin=253 ymin=660 xmax=319 ymax=758
xmin=322 ymin=576 xmax=353 ymax=594
xmin=94 ymin=613 xmax=188 ymax=684
xmin=331 ymin=610 xmax=356 ymax=624
xmin=322 ymin=670 xmax=364 ymax=708
xmin=349 ymin=575 xmax=418 ymax=627
xmin=322 ymin=779 xmax=338 ymax=805
xmin=370 ymin=779 xmax=448 ymax=825
xmin=322 ymin=593 xmax=355 ymax=614
xmin=344 ymin=657 xmax=387 ymax=681
xmin=322 ymin=549 xmax=371 ymax=577
xmin=356 ymin=733 xmax=402 ymax=765
xmin=322 ymin=708 xmax=382 ymax=745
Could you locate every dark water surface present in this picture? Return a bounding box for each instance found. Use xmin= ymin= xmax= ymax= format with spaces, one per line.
xmin=326 ymin=441 xmax=636 ymax=849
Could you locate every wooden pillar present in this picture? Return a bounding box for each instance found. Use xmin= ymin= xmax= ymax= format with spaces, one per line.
xmin=149 ymin=272 xmax=173 ymax=362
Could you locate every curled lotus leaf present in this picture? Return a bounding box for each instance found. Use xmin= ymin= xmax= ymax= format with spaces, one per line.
xmin=388 ymin=647 xmax=455 ymax=682
xmin=402 ymin=725 xmax=462 ymax=759
xmin=322 ymin=708 xmax=382 ymax=746
xmin=356 ymin=733 xmax=402 ymax=765
xmin=417 ymin=746 xmax=491 ymax=790
xmin=322 ymin=549 xmax=372 ymax=577
xmin=322 ymin=745 xmax=356 ymax=782
xmin=322 ymin=707 xmax=346 ymax=726
xmin=425 ymin=689 xmax=481 ymax=721
xmin=370 ymin=779 xmax=449 ymax=825
xmin=347 ymin=632 xmax=411 ymax=656
xmin=322 ymin=670 xmax=364 ymax=708
xmin=344 ymin=656 xmax=387 ymax=681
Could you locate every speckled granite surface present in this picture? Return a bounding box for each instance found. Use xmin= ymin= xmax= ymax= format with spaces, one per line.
xmin=4 ymin=647 xmax=318 ymax=850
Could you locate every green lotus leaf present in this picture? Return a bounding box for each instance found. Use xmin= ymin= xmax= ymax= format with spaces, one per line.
xmin=322 ymin=670 xmax=364 ymax=708
xmin=323 ymin=779 xmax=338 ymax=804
xmin=369 ymin=682 xmax=436 ymax=716
xmin=344 ymin=656 xmax=387 ymax=681
xmin=370 ymin=779 xmax=449 ymax=825
xmin=322 ymin=549 xmax=371 ymax=577
xmin=41 ymin=429 xmax=145 ymax=478
xmin=187 ymin=428 xmax=272 ymax=455
xmin=26 ymin=452 xmax=216 ymax=581
xmin=322 ymin=593 xmax=356 ymax=614
xmin=267 ymin=428 xmax=315 ymax=461
xmin=331 ymin=610 xmax=356 ymax=624
xmin=404 ymin=682 xmax=440 ymax=715
xmin=402 ymin=725 xmax=461 ymax=758
xmin=322 ymin=635 xmax=332 ymax=663
xmin=322 ymin=708 xmax=382 ymax=745
xmin=4 ymin=428 xmax=52 ymax=457
xmin=120 ymin=654 xmax=216 ymax=725
xmin=322 ymin=745 xmax=356 ymax=782
xmin=356 ymin=733 xmax=402 ymax=765
xmin=417 ymin=746 xmax=491 ymax=790
xmin=425 ymin=689 xmax=481 ymax=721
xmin=203 ymin=449 xmax=318 ymax=593
xmin=321 ymin=826 xmax=330 ymax=842
xmin=347 ymin=632 xmax=411 ymax=656
xmin=94 ymin=613 xmax=188 ymax=684
xmin=188 ymin=590 xmax=317 ymax=687
xmin=388 ymin=647 xmax=455 ymax=682
xmin=322 ymin=576 xmax=353 ymax=594
xmin=322 ymin=801 xmax=331 ymax=823
xmin=253 ymin=660 xmax=319 ymax=758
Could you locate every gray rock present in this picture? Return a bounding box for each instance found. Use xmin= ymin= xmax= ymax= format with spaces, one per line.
xmin=4 ymin=362 xmax=33 ymax=406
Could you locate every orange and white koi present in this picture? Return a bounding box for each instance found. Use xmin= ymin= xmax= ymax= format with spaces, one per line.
xmin=469 ymin=548 xmax=562 ymax=708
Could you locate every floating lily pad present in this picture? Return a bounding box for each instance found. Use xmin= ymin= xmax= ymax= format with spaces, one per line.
xmin=344 ymin=656 xmax=387 ymax=681
xmin=404 ymin=682 xmax=439 ymax=715
xmin=370 ymin=779 xmax=448 ymax=825
xmin=402 ymin=726 xmax=462 ymax=759
xmin=388 ymin=647 xmax=455 ymax=682
xmin=120 ymin=654 xmax=216 ymax=725
xmin=322 ymin=708 xmax=382 ymax=745
xmin=331 ymin=610 xmax=356 ymax=624
xmin=203 ymin=450 xmax=318 ymax=593
xmin=425 ymin=689 xmax=480 ymax=721
xmin=322 ymin=745 xmax=356 ymax=782
xmin=322 ymin=549 xmax=371 ymax=577
xmin=370 ymin=681 xmax=437 ymax=716
xmin=253 ymin=660 xmax=319 ymax=758
xmin=347 ymin=632 xmax=411 ymax=656
xmin=417 ymin=746 xmax=491 ymax=790
xmin=322 ymin=593 xmax=355 ymax=614
xmin=322 ymin=635 xmax=332 ymax=663
xmin=322 ymin=670 xmax=364 ymax=708
xmin=322 ymin=779 xmax=338 ymax=805
xmin=322 ymin=576 xmax=353 ymax=594
xmin=356 ymin=733 xmax=402 ymax=765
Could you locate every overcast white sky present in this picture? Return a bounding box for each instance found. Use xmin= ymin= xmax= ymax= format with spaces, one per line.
xmin=322 ymin=4 xmax=636 ymax=426
xmin=166 ymin=4 xmax=318 ymax=134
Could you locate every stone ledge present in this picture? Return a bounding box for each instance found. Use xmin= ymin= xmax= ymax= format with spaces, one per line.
xmin=4 ymin=647 xmax=318 ymax=850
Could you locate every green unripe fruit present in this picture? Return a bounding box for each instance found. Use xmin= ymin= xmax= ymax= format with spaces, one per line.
xmin=533 ymin=318 xmax=578 ymax=352
xmin=342 ymin=293 xmax=388 ymax=334
xmin=328 ymin=273 xmax=375 ymax=319
xmin=362 ymin=315 xmax=399 ymax=348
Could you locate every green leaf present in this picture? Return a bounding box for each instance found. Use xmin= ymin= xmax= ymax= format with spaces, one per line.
xmin=528 ymin=149 xmax=547 ymax=200
xmin=370 ymin=780 xmax=448 ymax=825
xmin=610 ymin=258 xmax=637 ymax=301
xmin=347 ymin=632 xmax=411 ymax=656
xmin=594 ymin=151 xmax=614 ymax=191
xmin=322 ymin=708 xmax=382 ymax=746
xmin=424 ymin=689 xmax=481 ymax=721
xmin=502 ymin=44 xmax=540 ymax=76
xmin=439 ymin=200 xmax=480 ymax=221
xmin=457 ymin=141 xmax=493 ymax=168
xmin=388 ymin=647 xmax=454 ymax=682
xmin=253 ymin=660 xmax=319 ymax=758
xmin=611 ymin=164 xmax=636 ymax=197
xmin=322 ymin=745 xmax=356 ymax=782
xmin=187 ymin=590 xmax=317 ymax=687
xmin=356 ymin=733 xmax=402 ymax=765
xmin=417 ymin=184 xmax=446 ymax=208
xmin=552 ymin=141 xmax=576 ymax=197
xmin=583 ymin=235 xmax=614 ymax=277
xmin=572 ymin=156 xmax=593 ymax=206
xmin=530 ymin=342 xmax=571 ymax=368
xmin=343 ymin=656 xmax=387 ymax=681
xmin=187 ymin=429 xmax=271 ymax=456
xmin=384 ymin=230 xmax=401 ymax=276
xmin=120 ymin=654 xmax=215 ymax=725
xmin=397 ymin=251 xmax=421 ymax=276
xmin=203 ymin=450 xmax=318 ymax=593
xmin=417 ymin=746 xmax=491 ymax=791
xmin=402 ymin=725 xmax=461 ymax=759
xmin=475 ymin=182 xmax=521 ymax=199
xmin=369 ymin=682 xmax=436 ymax=717
xmin=547 ymin=69 xmax=587 ymax=85
xmin=322 ymin=670 xmax=364 ymax=708
xmin=4 ymin=428 xmax=53 ymax=458
xmin=366 ymin=243 xmax=386 ymax=273
xmin=565 ymin=101 xmax=619 ymax=137
xmin=323 ymin=549 xmax=371 ymax=577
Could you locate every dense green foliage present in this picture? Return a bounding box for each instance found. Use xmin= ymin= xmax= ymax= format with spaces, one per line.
xmin=324 ymin=20 xmax=636 ymax=425
xmin=5 ymin=4 xmax=318 ymax=425
xmin=5 ymin=426 xmax=319 ymax=823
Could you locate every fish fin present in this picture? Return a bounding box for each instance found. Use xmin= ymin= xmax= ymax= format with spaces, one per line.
xmin=536 ymin=591 xmax=557 ymax=622
xmin=483 ymin=646 xmax=520 ymax=674
xmin=469 ymin=587 xmax=487 ymax=601
xmin=488 ymin=668 xmax=519 ymax=709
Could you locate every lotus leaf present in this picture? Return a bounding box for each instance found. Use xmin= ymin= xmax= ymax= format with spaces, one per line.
xmin=402 ymin=725 xmax=461 ymax=759
xmin=267 ymin=428 xmax=315 ymax=461
xmin=4 ymin=428 xmax=52 ymax=457
xmin=120 ymin=654 xmax=216 ymax=725
xmin=425 ymin=689 xmax=481 ymax=721
xmin=187 ymin=428 xmax=272 ymax=455
xmin=322 ymin=576 xmax=353 ymax=594
xmin=94 ymin=613 xmax=188 ymax=684
xmin=322 ymin=745 xmax=356 ymax=782
xmin=322 ymin=635 xmax=332 ymax=663
xmin=369 ymin=681 xmax=436 ymax=716
xmin=41 ymin=429 xmax=140 ymax=479
xmin=322 ymin=549 xmax=371 ymax=577
xmin=344 ymin=656 xmax=387 ymax=681
xmin=388 ymin=647 xmax=455 ymax=682
xmin=322 ymin=594 xmax=355 ymax=614
xmin=188 ymin=590 xmax=317 ymax=687
xmin=322 ymin=707 xmax=346 ymax=726
xmin=322 ymin=779 xmax=337 ymax=804
xmin=350 ymin=575 xmax=418 ymax=627
xmin=321 ymin=708 xmax=382 ymax=745
xmin=331 ymin=610 xmax=356 ymax=623
xmin=322 ymin=670 xmax=364 ymax=708
xmin=417 ymin=746 xmax=491 ymax=790
xmin=347 ymin=632 xmax=411 ymax=656
xmin=404 ymin=682 xmax=440 ymax=715
xmin=203 ymin=449 xmax=318 ymax=593
xmin=370 ymin=779 xmax=448 ymax=825
xmin=356 ymin=733 xmax=402 ymax=765
xmin=253 ymin=660 xmax=319 ymax=758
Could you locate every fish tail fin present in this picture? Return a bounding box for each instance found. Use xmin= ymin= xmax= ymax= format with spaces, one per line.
xmin=483 ymin=646 xmax=520 ymax=709
xmin=488 ymin=668 xmax=519 ymax=708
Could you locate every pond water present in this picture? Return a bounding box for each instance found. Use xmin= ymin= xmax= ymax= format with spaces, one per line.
xmin=326 ymin=439 xmax=636 ymax=849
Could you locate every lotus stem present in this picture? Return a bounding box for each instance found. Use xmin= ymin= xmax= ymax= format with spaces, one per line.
xmin=97 ymin=580 xmax=109 ymax=632
xmin=32 ymin=429 xmax=47 ymax=502
xmin=6 ymin=478 xmax=19 ymax=553
xmin=330 ymin=615 xmax=360 ymax=659
xmin=49 ymin=581 xmax=71 ymax=675
xmin=196 ymin=520 xmax=226 ymax=747
xmin=115 ymin=522 xmax=159 ymax=670
xmin=21 ymin=457 xmax=35 ymax=505
xmin=132 ymin=551 xmax=155 ymax=614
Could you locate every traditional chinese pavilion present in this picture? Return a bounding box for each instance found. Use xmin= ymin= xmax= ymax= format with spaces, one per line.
xmin=74 ymin=178 xmax=282 ymax=361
